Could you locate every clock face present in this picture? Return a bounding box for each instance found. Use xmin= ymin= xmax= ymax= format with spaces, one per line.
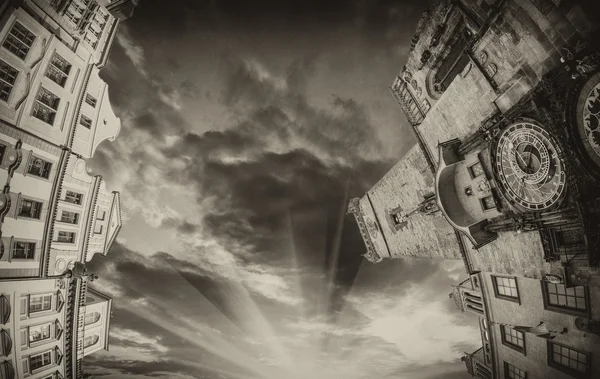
xmin=493 ymin=121 xmax=566 ymax=211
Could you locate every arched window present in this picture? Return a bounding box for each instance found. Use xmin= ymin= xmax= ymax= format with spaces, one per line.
xmin=83 ymin=335 xmax=99 ymax=348
xmin=84 ymin=312 xmax=100 ymax=326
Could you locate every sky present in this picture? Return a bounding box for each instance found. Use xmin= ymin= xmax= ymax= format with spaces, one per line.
xmin=84 ymin=1 xmax=483 ymax=378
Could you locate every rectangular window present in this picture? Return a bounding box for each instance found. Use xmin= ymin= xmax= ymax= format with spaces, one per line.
xmin=29 ymin=294 xmax=52 ymax=313
xmin=29 ymin=350 xmax=52 ymax=371
xmin=65 ymin=7 xmax=82 ymax=26
xmin=59 ymin=210 xmax=79 ymax=224
xmin=85 ymin=93 xmax=97 ymax=107
xmin=12 ymin=241 xmax=36 ymax=259
xmin=18 ymin=198 xmax=43 ymax=219
xmin=501 ymin=325 xmax=525 ymax=353
xmin=543 ymin=282 xmax=587 ymax=313
xmin=94 ymin=223 xmax=103 ymax=234
xmin=80 ymin=114 xmax=92 ymax=128
xmin=32 ymin=87 xmax=60 ymax=125
xmin=0 ymin=59 xmax=18 ymax=101
xmin=548 ymin=342 xmax=588 ymax=375
xmin=2 ymin=22 xmax=35 ymax=60
xmin=468 ymin=162 xmax=484 ymax=178
xmin=492 ymin=276 xmax=519 ymax=301
xmin=45 ymin=53 xmax=71 ymax=87
xmin=64 ymin=190 xmax=83 ymax=205
xmin=504 ymin=362 xmax=526 ymax=379
xmin=29 ymin=323 xmax=51 ymax=344
xmin=480 ymin=195 xmax=496 ymax=211
xmin=27 ymin=156 xmax=52 ymax=178
xmin=56 ymin=231 xmax=75 ymax=244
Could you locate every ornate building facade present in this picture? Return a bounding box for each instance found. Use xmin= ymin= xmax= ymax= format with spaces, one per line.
xmin=349 ymin=0 xmax=600 ymax=377
xmin=0 ymin=0 xmax=133 ymax=378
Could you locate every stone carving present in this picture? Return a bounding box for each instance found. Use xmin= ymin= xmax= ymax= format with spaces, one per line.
xmin=582 ymin=83 xmax=600 ymax=159
xmin=477 ymin=51 xmax=488 ymax=65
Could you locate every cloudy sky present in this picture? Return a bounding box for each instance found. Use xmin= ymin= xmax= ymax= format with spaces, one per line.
xmin=85 ymin=1 xmax=482 ymax=378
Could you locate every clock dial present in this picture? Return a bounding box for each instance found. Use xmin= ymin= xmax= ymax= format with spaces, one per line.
xmin=493 ymin=121 xmax=566 ymax=211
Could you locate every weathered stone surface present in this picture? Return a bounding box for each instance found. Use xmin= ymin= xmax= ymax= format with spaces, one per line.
xmin=360 ymin=146 xmax=462 ymax=260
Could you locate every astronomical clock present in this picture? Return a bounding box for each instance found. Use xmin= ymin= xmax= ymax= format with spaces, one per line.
xmin=490 ymin=120 xmax=567 ymax=213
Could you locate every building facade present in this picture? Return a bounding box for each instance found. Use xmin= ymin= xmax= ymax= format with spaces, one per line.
xmin=350 ymin=0 xmax=600 ymax=377
xmin=0 ymin=0 xmax=134 ymax=377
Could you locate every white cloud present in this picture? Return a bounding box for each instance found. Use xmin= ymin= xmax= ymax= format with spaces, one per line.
xmin=116 ymin=26 xmax=148 ymax=78
xmin=111 ymin=327 xmax=169 ymax=354
xmin=349 ymin=284 xmax=481 ymax=365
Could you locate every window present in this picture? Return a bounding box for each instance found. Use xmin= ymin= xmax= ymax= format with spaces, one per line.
xmin=85 ymin=93 xmax=97 ymax=107
xmin=2 ymin=22 xmax=35 ymax=60
xmin=12 ymin=241 xmax=35 ymax=259
xmin=18 ymin=198 xmax=43 ymax=219
xmin=33 ymin=87 xmax=60 ymax=121
xmin=504 ymin=362 xmax=526 ymax=379
xmin=45 ymin=53 xmax=71 ymax=87
xmin=492 ymin=276 xmax=519 ymax=301
xmin=83 ymin=334 xmax=99 ymax=348
xmin=480 ymin=195 xmax=496 ymax=211
xmin=65 ymin=7 xmax=82 ymax=26
xmin=29 ymin=323 xmax=51 ymax=344
xmin=84 ymin=312 xmax=100 ymax=325
xmin=0 ymin=59 xmax=18 ymax=101
xmin=27 ymin=157 xmax=52 ymax=178
xmin=29 ymin=294 xmax=52 ymax=313
xmin=94 ymin=224 xmax=103 ymax=234
xmin=433 ymin=26 xmax=471 ymax=92
xmin=0 ymin=144 xmax=5 ymax=164
xmin=64 ymin=190 xmax=83 ymax=205
xmin=548 ymin=342 xmax=588 ymax=376
xmin=32 ymin=87 xmax=60 ymax=125
xmin=501 ymin=326 xmax=525 ymax=353
xmin=59 ymin=210 xmax=78 ymax=224
xmin=80 ymin=114 xmax=92 ymax=128
xmin=543 ymin=282 xmax=587 ymax=313
xmin=56 ymin=231 xmax=75 ymax=244
xmin=468 ymin=162 xmax=484 ymax=178
xmin=29 ymin=350 xmax=52 ymax=371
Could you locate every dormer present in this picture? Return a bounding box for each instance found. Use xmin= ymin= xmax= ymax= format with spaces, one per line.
xmin=81 ymin=286 xmax=112 ymax=357
xmin=84 ymin=180 xmax=121 ymax=262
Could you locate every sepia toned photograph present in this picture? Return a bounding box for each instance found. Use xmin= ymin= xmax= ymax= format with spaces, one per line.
xmin=0 ymin=0 xmax=599 ymax=378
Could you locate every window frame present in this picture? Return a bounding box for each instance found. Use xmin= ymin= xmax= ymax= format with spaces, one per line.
xmin=2 ymin=21 xmax=36 ymax=60
xmin=0 ymin=59 xmax=19 ymax=102
xmin=59 ymin=210 xmax=79 ymax=224
xmin=55 ymin=231 xmax=76 ymax=244
xmin=504 ymin=361 xmax=527 ymax=379
xmin=64 ymin=190 xmax=83 ymax=205
xmin=468 ymin=161 xmax=484 ymax=179
xmin=26 ymin=155 xmax=53 ymax=179
xmin=85 ymin=93 xmax=97 ymax=107
xmin=80 ymin=114 xmax=92 ymax=128
xmin=11 ymin=240 xmax=36 ymax=260
xmin=500 ymin=325 xmax=526 ymax=354
xmin=17 ymin=197 xmax=43 ymax=219
xmin=45 ymin=52 xmax=71 ymax=87
xmin=491 ymin=275 xmax=520 ymax=303
xmin=27 ymin=321 xmax=53 ymax=346
xmin=28 ymin=293 xmax=53 ymax=315
xmin=32 ymin=87 xmax=60 ymax=125
xmin=541 ymin=282 xmax=589 ymax=316
xmin=29 ymin=349 xmax=53 ymax=372
xmin=547 ymin=341 xmax=590 ymax=377
xmin=480 ymin=195 xmax=496 ymax=212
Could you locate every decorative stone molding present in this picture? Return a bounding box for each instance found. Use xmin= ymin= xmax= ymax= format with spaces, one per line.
xmin=347 ymin=198 xmax=382 ymax=263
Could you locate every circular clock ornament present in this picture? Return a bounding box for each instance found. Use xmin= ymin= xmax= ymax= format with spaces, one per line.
xmin=492 ymin=121 xmax=566 ymax=212
xmin=365 ymin=218 xmax=379 ymax=239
